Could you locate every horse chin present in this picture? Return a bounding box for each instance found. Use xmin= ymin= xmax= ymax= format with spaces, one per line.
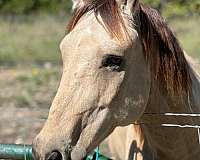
xmin=70 ymin=146 xmax=87 ymax=160
xmin=69 ymin=108 xmax=115 ymax=160
xmin=70 ymin=135 xmax=103 ymax=160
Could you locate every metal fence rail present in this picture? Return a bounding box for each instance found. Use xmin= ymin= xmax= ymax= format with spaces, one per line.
xmin=0 ymin=144 xmax=111 ymax=160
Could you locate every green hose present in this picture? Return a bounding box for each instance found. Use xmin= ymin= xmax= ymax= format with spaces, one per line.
xmin=0 ymin=144 xmax=33 ymax=160
xmin=0 ymin=144 xmax=111 ymax=160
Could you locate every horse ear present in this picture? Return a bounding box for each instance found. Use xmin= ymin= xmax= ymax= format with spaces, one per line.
xmin=71 ymin=0 xmax=85 ymax=10
xmin=127 ymin=0 xmax=140 ymax=13
xmin=117 ymin=0 xmax=139 ymax=14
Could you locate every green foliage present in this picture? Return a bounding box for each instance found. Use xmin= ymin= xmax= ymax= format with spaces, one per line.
xmin=0 ymin=0 xmax=199 ymax=17
xmin=0 ymin=0 xmax=72 ymax=15
xmin=0 ymin=0 xmax=34 ymax=14
xmin=143 ymin=0 xmax=161 ymax=8
xmin=143 ymin=0 xmax=200 ymax=18
xmin=170 ymin=17 xmax=200 ymax=60
xmin=0 ymin=15 xmax=66 ymax=66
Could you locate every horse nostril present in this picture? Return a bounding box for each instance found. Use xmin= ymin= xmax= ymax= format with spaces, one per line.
xmin=47 ymin=151 xmax=63 ymax=160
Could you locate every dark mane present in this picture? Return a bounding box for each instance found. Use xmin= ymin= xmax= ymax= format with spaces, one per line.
xmin=138 ymin=5 xmax=191 ymax=95
xmin=67 ymin=0 xmax=191 ymax=96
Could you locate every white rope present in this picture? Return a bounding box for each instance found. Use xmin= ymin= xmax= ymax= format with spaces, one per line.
xmin=198 ymin=128 xmax=200 ymax=144
xmin=144 ymin=113 xmax=200 ymax=117
xmin=164 ymin=113 xmax=200 ymax=117
xmin=140 ymin=112 xmax=200 ymax=145
xmin=161 ymin=124 xmax=200 ymax=129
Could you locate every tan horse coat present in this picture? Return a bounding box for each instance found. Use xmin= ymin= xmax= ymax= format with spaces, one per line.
xmin=108 ymin=54 xmax=200 ymax=160
xmin=32 ymin=1 xmax=200 ymax=160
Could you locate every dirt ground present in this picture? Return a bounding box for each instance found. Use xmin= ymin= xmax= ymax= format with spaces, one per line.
xmin=0 ymin=67 xmax=59 ymax=144
xmin=0 ymin=67 xmax=110 ymax=156
xmin=0 ymin=106 xmax=47 ymax=144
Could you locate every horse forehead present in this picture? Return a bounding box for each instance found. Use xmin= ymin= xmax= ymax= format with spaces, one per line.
xmin=60 ymin=30 xmax=127 ymax=58
xmin=60 ymin=13 xmax=135 ymax=57
xmin=60 ymin=24 xmax=108 ymax=53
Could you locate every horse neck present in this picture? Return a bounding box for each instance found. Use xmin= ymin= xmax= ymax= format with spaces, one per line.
xmin=139 ymin=56 xmax=200 ymax=160
xmin=143 ymin=52 xmax=200 ymax=114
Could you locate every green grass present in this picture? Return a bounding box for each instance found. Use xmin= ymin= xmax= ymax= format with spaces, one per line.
xmin=0 ymin=14 xmax=199 ymax=66
xmin=169 ymin=16 xmax=200 ymax=60
xmin=0 ymin=14 xmax=68 ymax=66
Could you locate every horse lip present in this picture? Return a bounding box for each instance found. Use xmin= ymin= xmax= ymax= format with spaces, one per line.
xmin=71 ymin=108 xmax=110 ymax=160
xmin=66 ymin=107 xmax=109 ymax=160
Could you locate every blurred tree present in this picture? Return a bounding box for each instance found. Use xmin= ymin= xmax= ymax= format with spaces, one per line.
xmin=158 ymin=0 xmax=167 ymax=14
xmin=0 ymin=0 xmax=72 ymax=15
xmin=143 ymin=0 xmax=200 ymax=18
xmin=0 ymin=0 xmax=198 ymax=17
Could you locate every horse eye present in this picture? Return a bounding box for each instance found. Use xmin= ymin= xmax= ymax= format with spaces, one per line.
xmin=101 ymin=55 xmax=124 ymax=71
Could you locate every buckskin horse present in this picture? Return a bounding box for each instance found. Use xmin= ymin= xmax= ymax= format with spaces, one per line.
xmin=32 ymin=0 xmax=200 ymax=160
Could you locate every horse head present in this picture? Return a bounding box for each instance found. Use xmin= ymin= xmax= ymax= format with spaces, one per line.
xmin=32 ymin=0 xmax=191 ymax=159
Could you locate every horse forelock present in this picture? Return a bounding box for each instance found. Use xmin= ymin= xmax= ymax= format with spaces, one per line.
xmin=67 ymin=0 xmax=192 ymax=96
xmin=67 ymin=0 xmax=127 ymax=41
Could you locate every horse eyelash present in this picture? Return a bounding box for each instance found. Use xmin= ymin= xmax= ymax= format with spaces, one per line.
xmin=101 ymin=55 xmax=124 ymax=71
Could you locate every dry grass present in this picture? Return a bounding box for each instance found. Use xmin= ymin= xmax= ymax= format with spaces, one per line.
xmin=0 ymin=15 xmax=67 ymax=66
